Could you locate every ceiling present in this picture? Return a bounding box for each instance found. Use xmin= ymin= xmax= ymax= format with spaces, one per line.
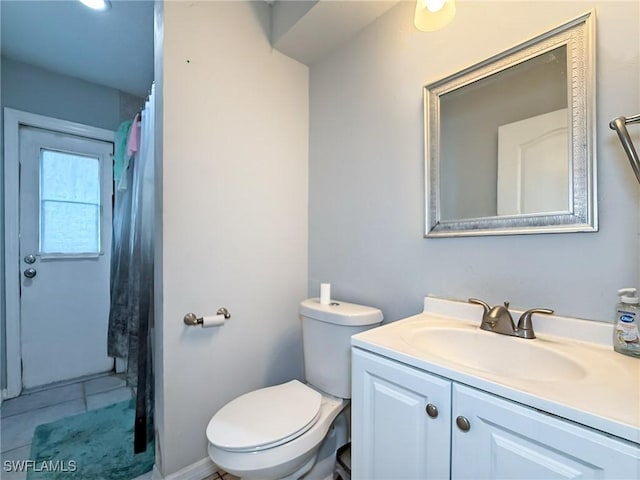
xmin=1 ymin=0 xmax=154 ymax=98
xmin=0 ymin=0 xmax=397 ymax=98
xmin=272 ymin=1 xmax=399 ymax=65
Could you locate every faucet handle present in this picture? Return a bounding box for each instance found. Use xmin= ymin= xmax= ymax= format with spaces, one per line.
xmin=468 ymin=298 xmax=490 ymax=313
xmin=517 ymin=308 xmax=554 ymax=339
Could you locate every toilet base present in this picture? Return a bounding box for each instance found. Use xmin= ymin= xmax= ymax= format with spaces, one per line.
xmin=277 ymin=456 xmax=316 ymax=480
xmin=299 ymin=411 xmax=348 ymax=480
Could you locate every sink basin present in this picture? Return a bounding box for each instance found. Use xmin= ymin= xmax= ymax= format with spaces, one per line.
xmin=402 ymin=326 xmax=587 ymax=382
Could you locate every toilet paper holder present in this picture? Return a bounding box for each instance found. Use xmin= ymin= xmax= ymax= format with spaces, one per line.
xmin=184 ymin=308 xmax=231 ymax=326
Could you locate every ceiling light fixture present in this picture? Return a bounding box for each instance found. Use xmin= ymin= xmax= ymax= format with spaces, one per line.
xmin=414 ymin=0 xmax=456 ymax=32
xmin=79 ymin=0 xmax=111 ymax=12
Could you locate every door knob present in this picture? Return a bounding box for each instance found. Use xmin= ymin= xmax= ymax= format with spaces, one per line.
xmin=24 ymin=254 xmax=36 ymax=264
xmin=456 ymin=416 xmax=471 ymax=432
xmin=24 ymin=268 xmax=37 ymax=279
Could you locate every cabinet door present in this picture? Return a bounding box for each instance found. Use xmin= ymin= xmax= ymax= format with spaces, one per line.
xmin=452 ymin=384 xmax=640 ymax=480
xmin=352 ymin=349 xmax=452 ymax=480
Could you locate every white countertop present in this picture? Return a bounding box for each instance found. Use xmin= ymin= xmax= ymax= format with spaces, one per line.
xmin=351 ymin=296 xmax=640 ymax=444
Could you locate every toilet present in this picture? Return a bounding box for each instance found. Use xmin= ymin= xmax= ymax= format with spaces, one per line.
xmin=206 ymin=298 xmax=383 ymax=480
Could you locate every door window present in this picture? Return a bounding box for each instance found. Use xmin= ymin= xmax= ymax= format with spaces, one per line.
xmin=39 ymin=149 xmax=102 ymax=255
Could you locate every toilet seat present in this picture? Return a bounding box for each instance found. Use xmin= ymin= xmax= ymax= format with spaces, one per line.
xmin=207 ymin=380 xmax=322 ymax=452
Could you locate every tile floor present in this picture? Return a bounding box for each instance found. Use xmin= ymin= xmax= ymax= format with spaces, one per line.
xmin=205 ymin=473 xmax=240 ymax=480
xmin=1 ymin=373 xmax=134 ymax=480
xmin=1 ymin=374 xmax=240 ymax=480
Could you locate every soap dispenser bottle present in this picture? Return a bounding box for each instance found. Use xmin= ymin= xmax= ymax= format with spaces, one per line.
xmin=614 ymin=288 xmax=640 ymax=357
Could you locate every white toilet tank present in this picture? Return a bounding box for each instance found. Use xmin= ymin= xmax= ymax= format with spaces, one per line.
xmin=299 ymin=298 xmax=383 ymax=399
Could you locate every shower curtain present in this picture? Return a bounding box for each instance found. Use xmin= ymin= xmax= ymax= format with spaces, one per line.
xmin=108 ymin=84 xmax=155 ymax=453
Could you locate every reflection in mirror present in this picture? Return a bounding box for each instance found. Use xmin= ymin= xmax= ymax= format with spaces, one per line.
xmin=424 ymin=11 xmax=595 ymax=237
xmin=440 ymin=46 xmax=568 ymax=221
xmin=497 ymin=108 xmax=568 ymax=216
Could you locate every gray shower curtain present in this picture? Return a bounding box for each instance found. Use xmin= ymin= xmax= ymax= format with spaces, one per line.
xmin=108 ymin=85 xmax=155 ymax=453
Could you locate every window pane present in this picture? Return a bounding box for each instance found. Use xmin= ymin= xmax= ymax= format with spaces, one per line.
xmin=41 ymin=150 xmax=100 ymax=203
xmin=41 ymin=202 xmax=100 ymax=253
xmin=40 ymin=150 xmax=101 ymax=254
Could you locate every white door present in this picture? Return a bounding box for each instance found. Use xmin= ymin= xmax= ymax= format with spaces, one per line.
xmin=352 ymin=349 xmax=452 ymax=480
xmin=19 ymin=126 xmax=114 ymax=389
xmin=497 ymin=108 xmax=569 ymax=216
xmin=452 ymin=384 xmax=640 ymax=479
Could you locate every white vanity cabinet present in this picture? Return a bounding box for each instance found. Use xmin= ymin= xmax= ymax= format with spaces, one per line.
xmin=351 ymin=347 xmax=451 ymax=480
xmin=352 ymin=348 xmax=640 ymax=480
xmin=452 ymin=383 xmax=639 ymax=479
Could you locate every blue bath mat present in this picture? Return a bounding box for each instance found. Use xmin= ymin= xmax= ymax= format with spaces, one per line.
xmin=28 ymin=400 xmax=154 ymax=480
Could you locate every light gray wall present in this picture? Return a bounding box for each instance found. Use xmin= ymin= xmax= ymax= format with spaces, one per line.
xmin=157 ymin=1 xmax=308 ymax=475
xmin=309 ymin=1 xmax=640 ymax=323
xmin=0 ymin=57 xmax=145 ymax=390
xmin=1 ymin=56 xmax=143 ymax=130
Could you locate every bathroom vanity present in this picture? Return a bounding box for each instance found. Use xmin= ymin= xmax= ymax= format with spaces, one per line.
xmin=350 ymin=297 xmax=640 ymax=479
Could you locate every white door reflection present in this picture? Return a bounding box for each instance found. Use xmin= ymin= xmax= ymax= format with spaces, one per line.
xmin=497 ymin=108 xmax=569 ymax=216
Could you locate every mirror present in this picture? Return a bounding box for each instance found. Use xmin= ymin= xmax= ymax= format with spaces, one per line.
xmin=424 ymin=11 xmax=595 ymax=237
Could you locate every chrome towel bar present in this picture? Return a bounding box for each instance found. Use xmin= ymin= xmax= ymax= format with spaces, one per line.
xmin=610 ymin=114 xmax=640 ymax=185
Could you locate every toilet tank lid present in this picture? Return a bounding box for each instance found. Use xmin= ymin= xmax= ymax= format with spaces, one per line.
xmin=300 ymin=298 xmax=383 ymax=326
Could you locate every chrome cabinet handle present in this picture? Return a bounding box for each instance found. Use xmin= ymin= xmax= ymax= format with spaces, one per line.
xmin=456 ymin=416 xmax=471 ymax=432
xmin=24 ymin=268 xmax=37 ymax=279
xmin=425 ymin=404 xmax=438 ymax=418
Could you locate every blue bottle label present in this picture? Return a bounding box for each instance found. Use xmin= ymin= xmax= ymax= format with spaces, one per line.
xmin=619 ymin=313 xmax=635 ymax=323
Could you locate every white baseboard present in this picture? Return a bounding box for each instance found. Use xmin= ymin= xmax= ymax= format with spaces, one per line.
xmin=152 ymin=458 xmax=218 ymax=480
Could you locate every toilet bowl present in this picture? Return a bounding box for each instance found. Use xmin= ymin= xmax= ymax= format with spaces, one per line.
xmin=206 ymin=298 xmax=383 ymax=480
xmin=207 ymin=380 xmax=346 ymax=479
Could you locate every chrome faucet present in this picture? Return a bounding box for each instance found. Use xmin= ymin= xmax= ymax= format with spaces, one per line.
xmin=468 ymin=298 xmax=553 ymax=339
xmin=469 ymin=298 xmax=516 ymax=335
